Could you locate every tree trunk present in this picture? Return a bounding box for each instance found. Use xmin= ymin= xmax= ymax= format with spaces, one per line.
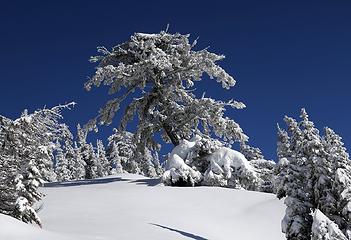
xmin=162 ymin=122 xmax=179 ymax=146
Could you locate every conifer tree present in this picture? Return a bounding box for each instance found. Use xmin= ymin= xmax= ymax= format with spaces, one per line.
xmin=96 ymin=139 xmax=110 ymax=177
xmin=319 ymin=127 xmax=351 ymax=238
xmin=70 ymin=141 xmax=86 ymax=180
xmin=55 ymin=141 xmax=72 ymax=182
xmin=280 ymin=113 xmax=316 ymax=240
xmin=85 ymin=30 xmax=247 ymax=156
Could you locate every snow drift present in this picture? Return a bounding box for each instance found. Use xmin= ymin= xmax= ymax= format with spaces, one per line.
xmin=1 ymin=173 xmax=285 ymax=240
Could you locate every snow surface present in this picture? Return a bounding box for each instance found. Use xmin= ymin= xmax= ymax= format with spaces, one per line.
xmin=1 ymin=174 xmax=286 ymax=240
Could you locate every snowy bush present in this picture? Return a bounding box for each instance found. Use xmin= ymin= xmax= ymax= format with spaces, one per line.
xmin=162 ymin=135 xmax=262 ymax=190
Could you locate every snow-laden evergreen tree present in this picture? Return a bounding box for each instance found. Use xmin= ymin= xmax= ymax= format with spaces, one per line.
xmin=76 ymin=124 xmax=100 ymax=179
xmin=106 ymin=129 xmax=162 ymax=177
xmin=312 ymin=209 xmax=348 ymax=240
xmin=108 ymin=141 xmax=123 ymax=174
xmin=249 ymin=159 xmax=276 ymax=193
xmin=240 ymin=142 xmax=264 ymax=161
xmin=238 ymin=142 xmax=275 ymax=192
xmin=275 ymin=124 xmax=292 ymax=198
xmin=55 ymin=141 xmax=72 ymax=182
xmin=85 ymin=29 xmax=248 ymax=160
xmin=0 ymin=103 xmax=74 ymax=225
xmin=277 ymin=109 xmax=351 ymax=240
xmin=279 ymin=112 xmax=316 ymax=240
xmin=96 ymin=139 xmax=111 ymax=177
xmin=70 ymin=141 xmax=86 ymax=180
xmin=317 ymin=127 xmax=351 ymax=238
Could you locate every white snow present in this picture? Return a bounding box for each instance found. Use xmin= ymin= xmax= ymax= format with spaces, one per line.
xmin=206 ymin=147 xmax=256 ymax=179
xmin=312 ymin=209 xmax=348 ymax=240
xmin=1 ymin=173 xmax=286 ymax=240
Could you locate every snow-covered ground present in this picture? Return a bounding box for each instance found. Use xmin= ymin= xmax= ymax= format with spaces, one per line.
xmin=1 ymin=174 xmax=286 ymax=240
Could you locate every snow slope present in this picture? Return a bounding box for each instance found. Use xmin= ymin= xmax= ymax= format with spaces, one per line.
xmin=1 ymin=174 xmax=286 ymax=240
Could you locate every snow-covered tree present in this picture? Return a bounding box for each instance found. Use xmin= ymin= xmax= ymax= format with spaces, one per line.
xmin=240 ymin=142 xmax=264 ymax=161
xmin=76 ymin=124 xmax=100 ymax=179
xmin=249 ymin=159 xmax=276 ymax=193
xmin=239 ymin=142 xmax=275 ymax=192
xmin=55 ymin=141 xmax=72 ymax=182
xmin=312 ymin=209 xmax=348 ymax=240
xmin=85 ymin=30 xmax=247 ymax=157
xmin=277 ymin=109 xmax=351 ymax=240
xmin=0 ymin=103 xmax=74 ymax=225
xmin=317 ymin=127 xmax=351 ymax=238
xmin=106 ymin=129 xmax=162 ymax=177
xmin=96 ymin=139 xmax=110 ymax=177
xmin=279 ymin=112 xmax=317 ymax=240
xmin=70 ymin=142 xmax=86 ymax=180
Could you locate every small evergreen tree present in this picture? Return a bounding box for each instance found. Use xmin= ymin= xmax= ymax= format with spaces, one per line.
xmin=96 ymin=139 xmax=110 ymax=177
xmin=70 ymin=141 xmax=86 ymax=180
xmin=55 ymin=142 xmax=72 ymax=182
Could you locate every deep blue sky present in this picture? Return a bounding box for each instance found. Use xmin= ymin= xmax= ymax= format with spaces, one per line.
xmin=1 ymin=1 xmax=350 ymax=160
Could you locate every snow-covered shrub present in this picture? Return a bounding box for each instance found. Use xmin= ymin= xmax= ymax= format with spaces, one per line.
xmin=162 ymin=135 xmax=261 ymax=190
xmin=162 ymin=153 xmax=202 ymax=186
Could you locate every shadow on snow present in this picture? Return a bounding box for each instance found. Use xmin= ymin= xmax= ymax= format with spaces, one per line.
xmin=129 ymin=178 xmax=161 ymax=186
xmin=150 ymin=223 xmax=208 ymax=240
xmin=44 ymin=177 xmax=129 ymax=188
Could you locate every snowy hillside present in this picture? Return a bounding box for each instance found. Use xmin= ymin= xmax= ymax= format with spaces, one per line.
xmin=1 ymin=174 xmax=285 ymax=240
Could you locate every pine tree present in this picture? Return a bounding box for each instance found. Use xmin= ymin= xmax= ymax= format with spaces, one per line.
xmin=85 ymin=30 xmax=247 ymax=157
xmin=240 ymin=142 xmax=264 ymax=161
xmin=312 ymin=209 xmax=348 ymax=240
xmin=70 ymin=142 xmax=86 ymax=180
xmin=76 ymin=124 xmax=98 ymax=179
xmin=280 ymin=112 xmax=316 ymax=240
xmin=107 ymin=129 xmax=162 ymax=177
xmin=108 ymin=141 xmax=123 ymax=174
xmin=96 ymin=139 xmax=110 ymax=177
xmin=275 ymin=124 xmax=291 ymax=198
xmin=277 ymin=109 xmax=351 ymax=239
xmin=319 ymin=127 xmax=351 ymax=238
xmin=55 ymin=141 xmax=72 ymax=182
xmin=0 ymin=103 xmax=74 ymax=225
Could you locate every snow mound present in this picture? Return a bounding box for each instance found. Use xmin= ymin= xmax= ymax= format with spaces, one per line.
xmin=163 ymin=136 xmax=259 ymax=189
xmin=0 ymin=213 xmax=74 ymax=240
xmin=1 ymin=173 xmax=285 ymax=240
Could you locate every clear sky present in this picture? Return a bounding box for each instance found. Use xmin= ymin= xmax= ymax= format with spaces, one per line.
xmin=1 ymin=1 xmax=350 ymax=160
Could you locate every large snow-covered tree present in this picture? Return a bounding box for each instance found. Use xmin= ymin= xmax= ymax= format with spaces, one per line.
xmin=318 ymin=127 xmax=351 ymax=238
xmin=85 ymin=30 xmax=247 ymax=152
xmin=0 ymin=103 xmax=74 ymax=226
xmin=276 ymin=109 xmax=351 ymax=240
xmin=279 ymin=110 xmax=319 ymax=240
